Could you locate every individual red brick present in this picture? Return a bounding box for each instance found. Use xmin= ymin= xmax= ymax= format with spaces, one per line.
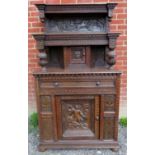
xmin=77 ymin=0 xmax=93 ymax=3
xmin=32 ymin=22 xmax=44 ymax=27
xmin=28 ymin=6 xmax=37 ymax=11
xmin=111 ymin=20 xmax=124 ymax=24
xmin=118 ymin=25 xmax=127 ymax=30
xmin=118 ymin=35 xmax=127 ymax=40
xmin=28 ymin=17 xmax=39 ymax=22
xmin=116 ymin=46 xmax=127 ymax=50
xmin=117 ymin=14 xmax=127 ymax=19
xmin=94 ymin=0 xmax=109 ymax=2
xmin=110 ymin=25 xmax=117 ymax=31
xmin=117 ymin=3 xmax=127 ymax=8
xmin=30 ymin=12 xmax=40 ymax=17
xmin=28 ymin=43 xmax=35 ymax=49
xmin=109 ymin=0 xmax=124 ymax=2
xmin=30 ymin=0 xmax=45 ymax=5
xmin=28 ymin=27 xmax=42 ymax=33
xmin=114 ymin=8 xmax=124 ymax=14
xmin=29 ymin=49 xmax=38 ymax=54
xmin=45 ymin=0 xmax=60 ymax=4
xmin=61 ymin=0 xmax=76 ymax=4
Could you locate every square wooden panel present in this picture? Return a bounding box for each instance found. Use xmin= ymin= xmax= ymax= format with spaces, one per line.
xmin=70 ymin=47 xmax=86 ymax=64
xmin=63 ymin=46 xmax=91 ymax=68
xmin=56 ymin=95 xmax=100 ymax=140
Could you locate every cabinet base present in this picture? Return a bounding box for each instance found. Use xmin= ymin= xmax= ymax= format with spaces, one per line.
xmin=38 ymin=140 xmax=119 ymax=152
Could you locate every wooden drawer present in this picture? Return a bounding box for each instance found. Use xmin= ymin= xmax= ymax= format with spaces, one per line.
xmin=40 ymin=80 xmax=115 ymax=88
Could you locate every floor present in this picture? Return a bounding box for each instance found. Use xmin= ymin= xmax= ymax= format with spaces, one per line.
xmin=28 ymin=126 xmax=127 ymax=155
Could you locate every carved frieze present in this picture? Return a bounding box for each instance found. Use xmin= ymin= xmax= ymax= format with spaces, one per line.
xmin=45 ymin=18 xmax=106 ymax=33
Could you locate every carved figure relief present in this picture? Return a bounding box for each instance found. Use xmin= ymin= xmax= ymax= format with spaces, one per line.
xmin=45 ymin=17 xmax=106 ymax=33
xmin=62 ymin=101 xmax=90 ymax=130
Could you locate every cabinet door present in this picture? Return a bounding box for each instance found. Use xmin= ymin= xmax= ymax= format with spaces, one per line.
xmin=56 ymin=95 xmax=100 ymax=140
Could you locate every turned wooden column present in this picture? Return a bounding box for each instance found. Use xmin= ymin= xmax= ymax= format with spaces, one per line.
xmin=34 ymin=35 xmax=48 ymax=71
xmin=105 ymin=33 xmax=120 ymax=68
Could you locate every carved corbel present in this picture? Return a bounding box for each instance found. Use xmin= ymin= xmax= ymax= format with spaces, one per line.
xmin=108 ymin=33 xmax=120 ymax=49
xmin=35 ymin=4 xmax=45 ymax=22
xmin=106 ymin=3 xmax=117 ymax=21
xmin=105 ymin=46 xmax=116 ymax=68
xmin=33 ymin=34 xmax=48 ymax=71
xmin=106 ymin=33 xmax=120 ymax=68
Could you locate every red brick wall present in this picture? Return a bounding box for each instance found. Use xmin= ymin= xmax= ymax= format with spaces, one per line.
xmin=28 ymin=0 xmax=127 ymax=116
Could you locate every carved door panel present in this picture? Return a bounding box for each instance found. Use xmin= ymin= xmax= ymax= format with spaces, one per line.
xmin=63 ymin=46 xmax=91 ymax=68
xmin=56 ymin=95 xmax=100 ymax=140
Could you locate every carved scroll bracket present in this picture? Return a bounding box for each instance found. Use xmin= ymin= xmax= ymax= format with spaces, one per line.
xmin=33 ymin=34 xmax=48 ymax=71
xmin=106 ymin=3 xmax=117 ymax=21
xmin=36 ymin=4 xmax=45 ymax=22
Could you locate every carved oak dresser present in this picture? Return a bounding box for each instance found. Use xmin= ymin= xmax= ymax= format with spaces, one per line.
xmin=33 ymin=3 xmax=121 ymax=152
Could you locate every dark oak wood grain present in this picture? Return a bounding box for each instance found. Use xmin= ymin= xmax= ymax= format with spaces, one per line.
xmin=33 ymin=3 xmax=121 ymax=152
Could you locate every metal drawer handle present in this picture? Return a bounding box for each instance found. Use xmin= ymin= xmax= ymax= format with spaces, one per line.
xmin=96 ymin=81 xmax=100 ymax=86
xmin=53 ymin=82 xmax=59 ymax=87
xmin=95 ymin=116 xmax=99 ymax=121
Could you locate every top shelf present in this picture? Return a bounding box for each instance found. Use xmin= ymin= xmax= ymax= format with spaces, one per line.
xmin=35 ymin=3 xmax=117 ymax=22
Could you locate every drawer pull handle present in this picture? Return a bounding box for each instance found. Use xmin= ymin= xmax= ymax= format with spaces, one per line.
xmin=53 ymin=82 xmax=59 ymax=87
xmin=96 ymin=81 xmax=100 ymax=86
xmin=95 ymin=116 xmax=99 ymax=121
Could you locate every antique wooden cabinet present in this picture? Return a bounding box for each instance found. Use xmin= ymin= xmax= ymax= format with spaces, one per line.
xmin=33 ymin=3 xmax=121 ymax=151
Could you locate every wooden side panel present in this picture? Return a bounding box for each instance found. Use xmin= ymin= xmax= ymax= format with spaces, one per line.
xmin=40 ymin=115 xmax=53 ymax=140
xmin=39 ymin=95 xmax=56 ymax=141
xmin=104 ymin=95 xmax=115 ymax=111
xmin=102 ymin=94 xmax=116 ymax=140
xmin=94 ymin=96 xmax=100 ymax=139
xmin=100 ymin=95 xmax=104 ymax=139
xmin=40 ymin=95 xmax=52 ymax=112
xmin=103 ymin=116 xmax=115 ymax=140
xmin=55 ymin=96 xmax=63 ymax=140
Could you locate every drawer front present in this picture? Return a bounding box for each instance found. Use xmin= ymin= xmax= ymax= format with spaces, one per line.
xmin=40 ymin=80 xmax=115 ymax=88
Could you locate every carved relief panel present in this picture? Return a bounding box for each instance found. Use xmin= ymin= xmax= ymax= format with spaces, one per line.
xmin=56 ymin=95 xmax=99 ymax=140
xmin=104 ymin=95 xmax=115 ymax=111
xmin=64 ymin=46 xmax=91 ymax=68
xmin=71 ymin=47 xmax=86 ymax=64
xmin=45 ymin=16 xmax=107 ymax=33
xmin=40 ymin=95 xmax=52 ymax=112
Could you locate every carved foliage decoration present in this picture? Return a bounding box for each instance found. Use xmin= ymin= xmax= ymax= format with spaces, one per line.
xmin=40 ymin=96 xmax=52 ymax=112
xmin=104 ymin=117 xmax=115 ymax=139
xmin=45 ymin=17 xmax=106 ymax=33
xmin=61 ymin=99 xmax=94 ymax=130
xmin=104 ymin=95 xmax=115 ymax=111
